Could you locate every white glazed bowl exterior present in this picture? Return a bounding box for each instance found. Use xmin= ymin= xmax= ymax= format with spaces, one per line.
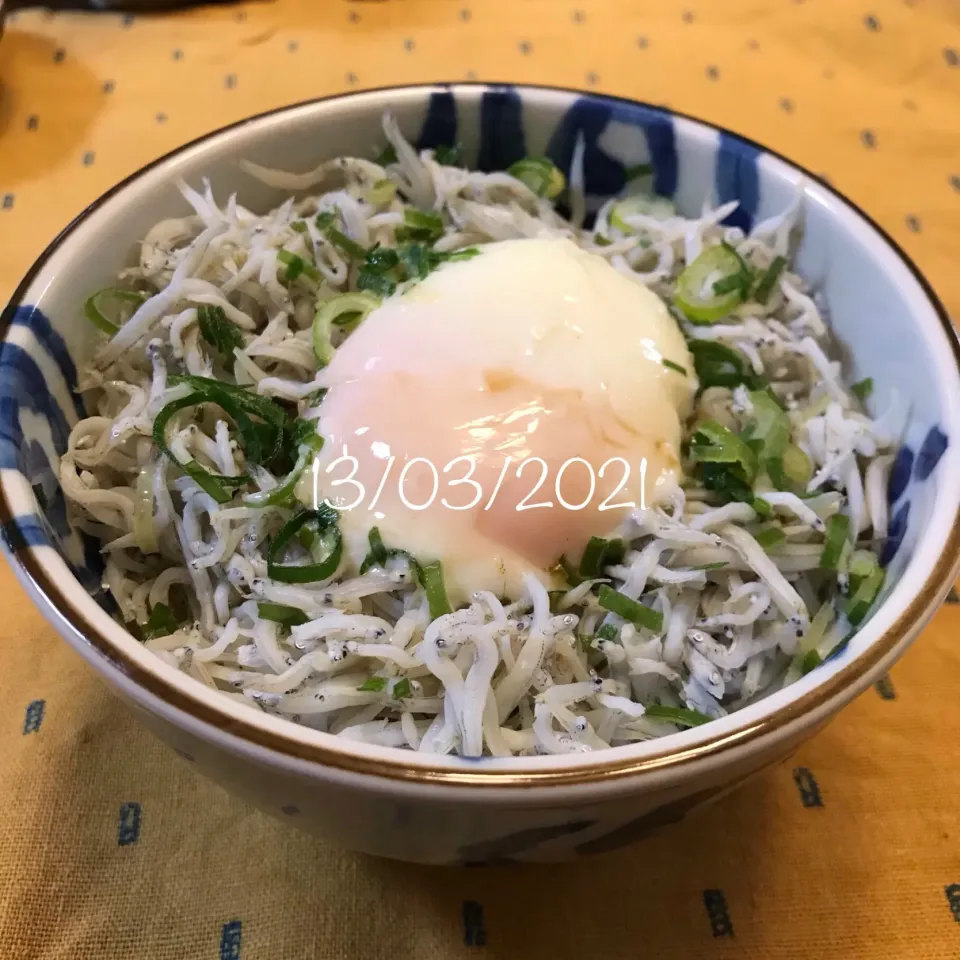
xmin=2 ymin=85 xmax=958 ymax=863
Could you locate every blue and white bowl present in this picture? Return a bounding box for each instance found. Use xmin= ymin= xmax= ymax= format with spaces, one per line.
xmin=2 ymin=85 xmax=958 ymax=864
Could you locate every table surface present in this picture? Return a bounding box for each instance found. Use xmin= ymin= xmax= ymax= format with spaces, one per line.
xmin=1 ymin=1 xmax=959 ymax=957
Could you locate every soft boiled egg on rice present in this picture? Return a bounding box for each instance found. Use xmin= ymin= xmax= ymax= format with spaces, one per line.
xmin=297 ymin=237 xmax=696 ymax=604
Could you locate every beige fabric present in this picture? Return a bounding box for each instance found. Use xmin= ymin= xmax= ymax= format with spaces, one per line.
xmin=1 ymin=0 xmax=959 ymax=955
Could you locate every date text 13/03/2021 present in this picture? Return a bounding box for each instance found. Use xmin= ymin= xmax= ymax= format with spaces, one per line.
xmin=306 ymin=452 xmax=654 ymax=513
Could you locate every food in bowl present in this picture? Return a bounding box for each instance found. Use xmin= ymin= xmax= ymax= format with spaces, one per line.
xmin=62 ymin=112 xmax=899 ymax=758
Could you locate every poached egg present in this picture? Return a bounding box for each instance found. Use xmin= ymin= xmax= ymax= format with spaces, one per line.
xmin=298 ymin=237 xmax=695 ymax=603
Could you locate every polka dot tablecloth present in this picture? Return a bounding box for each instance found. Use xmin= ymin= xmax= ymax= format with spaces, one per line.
xmin=1 ymin=1 xmax=960 ymax=957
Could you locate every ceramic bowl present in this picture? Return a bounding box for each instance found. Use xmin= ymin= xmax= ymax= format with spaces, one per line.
xmin=2 ymin=84 xmax=958 ymax=864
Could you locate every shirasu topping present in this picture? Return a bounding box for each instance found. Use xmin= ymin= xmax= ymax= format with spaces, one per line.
xmin=61 ymin=113 xmax=900 ymax=757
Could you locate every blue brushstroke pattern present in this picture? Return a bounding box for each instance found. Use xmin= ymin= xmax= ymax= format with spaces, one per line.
xmin=715 ymin=132 xmax=760 ymax=231
xmin=12 ymin=306 xmax=83 ymax=416
xmin=887 ymin=445 xmax=914 ymax=504
xmin=477 ymin=86 xmax=526 ymax=172
xmin=914 ymin=426 xmax=948 ymax=481
xmin=545 ymin=96 xmax=678 ymax=204
xmin=881 ymin=500 xmax=911 ymax=566
xmin=117 ymin=802 xmax=142 ymax=846
xmin=220 ymin=920 xmax=242 ymax=960
xmin=23 ymin=699 xmax=45 ymax=734
xmin=416 ymin=89 xmax=457 ymax=152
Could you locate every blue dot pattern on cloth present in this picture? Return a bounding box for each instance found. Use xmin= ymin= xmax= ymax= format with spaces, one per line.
xmin=118 ymin=803 xmax=142 ymax=846
xmin=23 ymin=699 xmax=44 ymax=734
xmin=702 ymin=890 xmax=734 ymax=937
xmin=220 ymin=920 xmax=242 ymax=960
xmin=793 ymin=768 xmax=824 ymax=808
xmin=462 ymin=901 xmax=486 ymax=946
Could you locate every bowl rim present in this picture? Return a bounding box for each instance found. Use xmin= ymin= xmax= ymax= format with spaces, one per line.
xmin=3 ymin=82 xmax=959 ymax=789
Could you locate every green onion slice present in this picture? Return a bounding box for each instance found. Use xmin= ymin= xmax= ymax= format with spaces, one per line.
xmin=799 ymin=649 xmax=823 ymax=675
xmin=358 ymin=676 xmax=387 ymax=693
xmin=84 ymin=287 xmax=148 ymax=336
xmin=578 ymin=537 xmax=625 ymax=578
xmin=258 ymin=602 xmax=309 ymax=627
xmin=596 ymin=621 xmax=620 ymax=643
xmin=690 ymin=421 xmax=759 ymax=482
xmin=754 ymin=526 xmax=786 ymax=550
xmin=143 ymin=602 xmax=181 ymax=641
xmin=747 ymin=389 xmax=790 ymax=460
xmin=277 ymin=249 xmax=322 ymax=284
xmin=820 ymin=514 xmax=851 ymax=570
xmin=197 ymin=304 xmax=244 ymax=371
xmin=688 ymin=340 xmax=765 ymax=391
xmin=419 ymin=560 xmax=452 ymax=619
xmin=674 ymin=244 xmax=750 ymax=324
xmin=662 ymin=358 xmax=688 ymax=376
xmin=507 ymin=156 xmax=566 ymax=199
xmin=845 ymin=566 xmax=884 ymax=625
xmin=753 ymin=255 xmax=786 ymax=303
xmin=244 ymin=431 xmax=322 ymax=508
xmin=312 ymin=292 xmax=380 ymax=368
xmin=644 ymin=704 xmax=712 ymax=727
xmin=392 ymin=677 xmax=413 ymax=700
xmin=609 ymin=194 xmax=676 ymax=232
xmin=851 ymin=377 xmax=873 ymax=403
xmin=367 ymin=179 xmax=398 ymax=205
xmin=396 ymin=209 xmax=444 ymax=244
xmin=267 ymin=506 xmax=342 ymax=583
xmin=766 ymin=443 xmax=813 ymax=494
xmin=152 ymin=393 xmax=250 ymax=503
xmin=597 ymin=585 xmax=663 ymax=632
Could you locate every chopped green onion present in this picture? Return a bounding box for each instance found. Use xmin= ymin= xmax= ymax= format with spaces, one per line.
xmin=433 ymin=143 xmax=463 ymax=166
xmin=578 ymin=536 xmax=624 ymax=578
xmin=845 ymin=566 xmax=885 ymax=625
xmin=766 ymin=443 xmax=813 ymax=494
xmin=754 ymin=526 xmax=786 ymax=550
xmin=662 ymin=358 xmax=688 ymax=376
xmin=357 ymin=270 xmax=398 ymax=297
xmin=597 ymin=585 xmax=663 ymax=632
xmin=689 ymin=561 xmax=729 ymax=571
xmin=712 ymin=273 xmax=746 ymax=296
xmin=167 ymin=375 xmax=286 ymax=466
xmin=396 ymin=208 xmax=445 ymax=244
xmin=644 ymin=704 xmax=712 ymax=727
xmin=624 ymin=162 xmax=654 ymax=180
xmin=327 ymin=228 xmax=368 ymax=261
xmin=290 ymin=220 xmax=308 ymax=234
xmin=258 ymin=602 xmax=309 ymax=627
xmin=143 ymin=602 xmax=180 ymax=641
xmin=848 ymin=549 xmax=879 ymax=582
xmin=312 ymin=292 xmax=380 ymax=368
xmin=267 ymin=506 xmax=342 ymax=583
xmin=851 ymin=377 xmax=874 ymax=403
xmin=358 ymin=526 xmax=389 ymax=574
xmin=392 ymin=677 xmax=413 ymax=700
xmin=197 ymin=304 xmax=244 ymax=371
xmin=596 ymin=622 xmax=620 ymax=643
xmin=152 ymin=393 xmax=250 ymax=503
xmin=800 ymin=649 xmax=823 ymax=675
xmin=277 ymin=249 xmax=321 ymax=284
xmin=548 ymin=590 xmax=567 ymax=613
xmin=419 ymin=561 xmax=452 ymax=619
xmin=367 ymin=179 xmax=398 ymax=205
xmin=820 ymin=514 xmax=851 ymax=570
xmin=675 ymin=243 xmax=750 ymax=324
xmin=314 ymin=211 xmax=336 ymax=231
xmin=375 ymin=144 xmax=398 ymax=166
xmin=688 ymin=340 xmax=765 ymax=391
xmin=748 ymin=389 xmax=789 ymax=461
xmin=690 ymin=421 xmax=759 ymax=482
xmin=609 ymin=194 xmax=676 ymax=232
xmin=507 ymin=156 xmax=566 ymax=199
xmin=243 ymin=430 xmax=322 ymax=508
xmin=365 ymin=246 xmax=400 ymax=273
xmin=753 ymin=255 xmax=786 ymax=303
xmin=84 ymin=287 xmax=148 ymax=336
xmin=358 ymin=676 xmax=388 ymax=693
